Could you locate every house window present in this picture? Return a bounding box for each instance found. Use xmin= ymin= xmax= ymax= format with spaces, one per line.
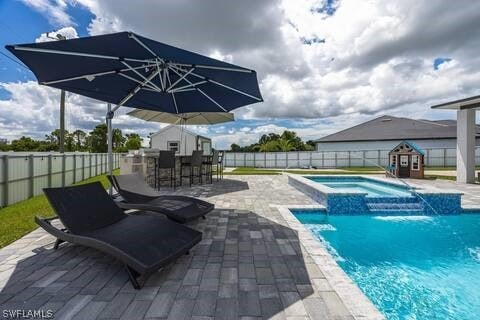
xmin=390 ymin=154 xmax=396 ymax=167
xmin=411 ymin=155 xmax=420 ymax=170
xmin=167 ymin=141 xmax=180 ymax=153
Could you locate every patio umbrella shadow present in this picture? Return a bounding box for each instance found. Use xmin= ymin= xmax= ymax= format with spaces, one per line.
xmin=0 ymin=209 xmax=320 ymax=319
xmin=160 ymin=178 xmax=250 ymax=198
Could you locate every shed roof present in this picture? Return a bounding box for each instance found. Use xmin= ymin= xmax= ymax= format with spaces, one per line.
xmin=150 ymin=125 xmax=211 ymax=141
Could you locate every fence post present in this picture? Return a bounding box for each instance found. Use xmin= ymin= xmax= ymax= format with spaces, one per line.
xmin=264 ymin=152 xmax=267 ymax=168
xmin=47 ymin=155 xmax=52 ymax=187
xmin=244 ymin=153 xmax=246 ymax=167
xmin=275 ymin=152 xmax=277 ymax=168
xmin=73 ymin=154 xmax=77 ymax=183
xmin=426 ymin=149 xmax=430 ymax=166
xmin=28 ymin=154 xmax=34 ymax=198
xmin=443 ymin=148 xmax=446 ymax=167
xmin=253 ymin=152 xmax=256 ymax=168
xmin=3 ymin=155 xmax=8 ymax=207
xmin=82 ymin=154 xmax=85 ymax=180
xmin=377 ymin=150 xmax=380 ymax=166
xmin=334 ymin=152 xmax=337 ymax=168
xmin=363 ymin=151 xmax=366 ymax=167
xmin=297 ymin=152 xmax=300 ymax=168
xmin=62 ymin=154 xmax=66 ymax=186
xmin=321 ymin=152 xmax=324 ymax=168
xmin=95 ymin=154 xmax=98 ymax=176
xmin=309 ymin=152 xmax=312 ymax=168
xmin=286 ymin=153 xmax=289 ymax=168
xmin=348 ymin=151 xmax=351 ymax=167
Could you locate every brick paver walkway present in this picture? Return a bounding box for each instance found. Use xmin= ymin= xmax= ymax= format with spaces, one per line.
xmin=1 ymin=174 xmax=478 ymax=319
xmin=0 ymin=175 xmax=362 ymax=320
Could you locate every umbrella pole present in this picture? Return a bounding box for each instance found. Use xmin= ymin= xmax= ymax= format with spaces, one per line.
xmin=106 ymin=103 xmax=114 ymax=195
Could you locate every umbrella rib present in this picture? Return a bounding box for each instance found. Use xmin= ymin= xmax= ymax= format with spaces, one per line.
xmin=170 ymin=80 xmax=207 ymax=92
xmin=121 ymin=61 xmax=162 ymax=91
xmin=11 ymin=45 xmax=155 ymax=64
xmin=166 ymin=67 xmax=195 ymax=92
xmin=118 ymin=69 xmax=160 ymax=106
xmin=118 ymin=73 xmax=159 ymax=91
xmin=42 ymin=63 xmax=156 ymax=85
xmin=169 ymin=66 xmax=227 ymax=112
xmin=165 ymin=70 xmax=179 ymax=114
xmin=170 ymin=65 xmax=262 ymax=101
xmin=128 ymin=33 xmax=165 ymax=63
xmin=171 ymin=62 xmax=252 ymax=73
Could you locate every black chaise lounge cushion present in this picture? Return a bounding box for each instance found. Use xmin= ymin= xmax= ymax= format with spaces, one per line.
xmin=108 ymin=174 xmax=214 ymax=223
xmin=38 ymin=182 xmax=202 ymax=281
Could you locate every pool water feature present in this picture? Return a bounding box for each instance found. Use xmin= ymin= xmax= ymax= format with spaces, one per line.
xmin=293 ymin=210 xmax=480 ymax=320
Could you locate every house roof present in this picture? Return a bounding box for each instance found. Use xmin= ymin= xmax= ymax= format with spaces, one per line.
xmin=150 ymin=125 xmax=211 ymax=141
xmin=389 ymin=140 xmax=425 ymax=155
xmin=431 ymin=95 xmax=480 ymax=110
xmin=314 ymin=115 xmax=480 ymax=143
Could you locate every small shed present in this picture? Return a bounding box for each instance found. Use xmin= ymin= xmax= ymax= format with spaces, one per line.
xmin=150 ymin=125 xmax=211 ymax=156
xmin=388 ymin=141 xmax=425 ymax=178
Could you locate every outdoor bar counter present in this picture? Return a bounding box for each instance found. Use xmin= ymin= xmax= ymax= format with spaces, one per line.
xmin=119 ymin=150 xmax=213 ymax=187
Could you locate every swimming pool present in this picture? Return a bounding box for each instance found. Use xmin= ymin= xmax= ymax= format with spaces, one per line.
xmin=293 ymin=210 xmax=480 ymax=320
xmin=307 ymin=176 xmax=412 ymax=197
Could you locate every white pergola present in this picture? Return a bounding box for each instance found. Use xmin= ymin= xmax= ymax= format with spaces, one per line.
xmin=432 ymin=95 xmax=479 ymax=183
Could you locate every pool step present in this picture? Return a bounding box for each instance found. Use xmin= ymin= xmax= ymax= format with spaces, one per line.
xmin=367 ymin=202 xmax=424 ymax=211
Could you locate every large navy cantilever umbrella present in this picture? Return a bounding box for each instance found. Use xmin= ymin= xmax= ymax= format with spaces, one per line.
xmin=6 ymin=31 xmax=263 ymax=181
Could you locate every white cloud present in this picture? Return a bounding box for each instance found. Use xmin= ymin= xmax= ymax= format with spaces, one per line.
xmin=35 ymin=26 xmax=78 ymax=42
xmin=4 ymin=0 xmax=480 ymax=147
xmin=21 ymin=0 xmax=74 ymax=27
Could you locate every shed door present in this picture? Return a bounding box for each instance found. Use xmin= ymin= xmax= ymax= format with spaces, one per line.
xmin=398 ymin=155 xmax=410 ymax=178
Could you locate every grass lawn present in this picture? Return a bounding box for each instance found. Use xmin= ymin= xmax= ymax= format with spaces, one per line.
xmin=225 ymin=167 xmax=466 ymax=182
xmin=0 ymin=169 xmax=118 ymax=249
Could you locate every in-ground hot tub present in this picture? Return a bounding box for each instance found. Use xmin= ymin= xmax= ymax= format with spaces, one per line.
xmin=288 ymin=174 xmax=463 ymax=215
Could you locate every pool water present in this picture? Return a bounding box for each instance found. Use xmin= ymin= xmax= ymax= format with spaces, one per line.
xmin=308 ymin=176 xmax=412 ymax=197
xmin=294 ymin=211 xmax=480 ymax=320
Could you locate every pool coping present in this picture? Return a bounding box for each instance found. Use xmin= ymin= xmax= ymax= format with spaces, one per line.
xmin=287 ymin=173 xmax=465 ymax=196
xmin=274 ymin=204 xmax=385 ymax=320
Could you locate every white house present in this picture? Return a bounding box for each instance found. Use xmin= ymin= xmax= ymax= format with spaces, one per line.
xmin=314 ymin=115 xmax=480 ymax=152
xmin=150 ymin=125 xmax=212 ymax=155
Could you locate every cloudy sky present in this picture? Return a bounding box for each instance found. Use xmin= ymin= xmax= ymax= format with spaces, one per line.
xmin=1 ymin=0 xmax=479 ymax=149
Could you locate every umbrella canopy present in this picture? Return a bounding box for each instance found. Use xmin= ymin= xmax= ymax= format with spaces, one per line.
xmin=6 ymin=31 xmax=263 ymax=113
xmin=6 ymin=31 xmax=262 ymax=191
xmin=127 ymin=110 xmax=234 ymax=125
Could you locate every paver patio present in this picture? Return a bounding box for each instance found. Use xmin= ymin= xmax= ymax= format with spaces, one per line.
xmin=0 ymin=175 xmax=479 ymax=319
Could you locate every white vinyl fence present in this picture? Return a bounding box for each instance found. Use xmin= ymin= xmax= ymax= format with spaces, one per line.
xmin=0 ymin=152 xmax=121 ymax=207
xmin=224 ymin=147 xmax=480 ymax=169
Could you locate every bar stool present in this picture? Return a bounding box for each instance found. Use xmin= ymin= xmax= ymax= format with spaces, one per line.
xmin=208 ymin=150 xmax=221 ymax=182
xmin=156 ymin=150 xmax=176 ymax=189
xmin=180 ymin=150 xmax=203 ymax=186
xmin=202 ymin=151 xmax=216 ymax=184
xmin=217 ymin=151 xmax=225 ymax=179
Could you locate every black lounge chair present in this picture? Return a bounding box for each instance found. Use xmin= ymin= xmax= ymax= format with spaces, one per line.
xmin=107 ymin=173 xmax=214 ymax=223
xmin=36 ymin=182 xmax=202 ymax=289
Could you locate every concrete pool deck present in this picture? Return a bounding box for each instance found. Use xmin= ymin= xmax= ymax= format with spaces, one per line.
xmin=0 ymin=175 xmax=479 ymax=319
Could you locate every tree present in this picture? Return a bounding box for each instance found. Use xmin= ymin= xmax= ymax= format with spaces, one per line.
xmin=259 ymin=140 xmax=279 ymax=152
xmin=125 ymin=133 xmax=142 ymax=150
xmin=72 ymin=130 xmax=87 ymax=151
xmin=88 ymin=124 xmax=108 ymax=153
xmin=277 ymin=138 xmax=294 ymax=151
xmin=112 ymin=128 xmax=126 ymax=151
xmin=10 ymin=136 xmax=41 ymax=151
xmin=230 ymin=143 xmax=242 ymax=152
